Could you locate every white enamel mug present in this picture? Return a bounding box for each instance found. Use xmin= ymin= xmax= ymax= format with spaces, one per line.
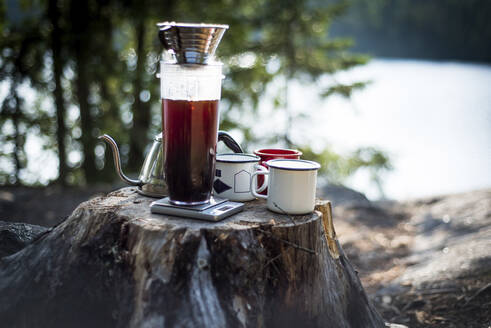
xmin=251 ymin=159 xmax=321 ymax=214
xmin=213 ymin=154 xmax=268 ymax=201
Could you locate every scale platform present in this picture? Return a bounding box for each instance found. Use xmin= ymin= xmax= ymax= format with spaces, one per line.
xmin=150 ymin=196 xmax=244 ymax=222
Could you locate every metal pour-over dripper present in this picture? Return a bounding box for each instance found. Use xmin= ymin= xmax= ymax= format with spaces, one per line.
xmin=157 ymin=22 xmax=229 ymax=64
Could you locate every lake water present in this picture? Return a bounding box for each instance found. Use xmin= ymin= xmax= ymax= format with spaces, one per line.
xmin=248 ymin=59 xmax=491 ymax=200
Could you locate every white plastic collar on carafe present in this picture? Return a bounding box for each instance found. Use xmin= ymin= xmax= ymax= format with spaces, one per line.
xmin=160 ymin=62 xmax=223 ymax=101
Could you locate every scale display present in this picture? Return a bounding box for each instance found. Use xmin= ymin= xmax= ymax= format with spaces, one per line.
xmin=150 ymin=197 xmax=244 ymax=222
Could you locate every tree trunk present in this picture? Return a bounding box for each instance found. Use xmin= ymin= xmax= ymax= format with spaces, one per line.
xmin=49 ymin=0 xmax=68 ymax=185
xmin=0 ymin=187 xmax=385 ymax=328
xmin=128 ymin=15 xmax=151 ymax=172
xmin=12 ymin=90 xmax=22 ymax=183
xmin=71 ymin=0 xmax=97 ymax=184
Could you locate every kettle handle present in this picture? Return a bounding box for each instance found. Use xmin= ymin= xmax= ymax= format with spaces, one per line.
xmin=98 ymin=134 xmax=143 ymax=187
xmin=218 ymin=131 xmax=243 ymax=153
xmin=158 ymin=26 xmax=173 ymax=51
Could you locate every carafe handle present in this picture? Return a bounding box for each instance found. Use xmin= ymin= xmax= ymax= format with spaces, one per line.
xmin=218 ymin=131 xmax=243 ymax=153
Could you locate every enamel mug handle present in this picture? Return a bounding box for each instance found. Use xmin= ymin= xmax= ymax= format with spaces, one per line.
xmin=254 ymin=164 xmax=268 ymax=193
xmin=251 ymin=167 xmax=269 ymax=199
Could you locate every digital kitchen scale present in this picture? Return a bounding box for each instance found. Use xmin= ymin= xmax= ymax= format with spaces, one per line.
xmin=150 ymin=197 xmax=244 ymax=222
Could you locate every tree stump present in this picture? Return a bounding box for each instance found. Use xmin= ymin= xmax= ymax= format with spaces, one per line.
xmin=0 ymin=187 xmax=385 ymax=328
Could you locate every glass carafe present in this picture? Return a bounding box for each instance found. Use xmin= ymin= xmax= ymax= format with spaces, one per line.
xmin=161 ymin=62 xmax=223 ymax=205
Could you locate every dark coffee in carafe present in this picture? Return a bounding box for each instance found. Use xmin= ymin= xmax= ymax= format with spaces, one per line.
xmin=162 ymin=99 xmax=219 ymax=204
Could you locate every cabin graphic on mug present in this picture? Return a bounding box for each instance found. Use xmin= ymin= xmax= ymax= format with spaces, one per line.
xmin=234 ymin=170 xmax=251 ymax=193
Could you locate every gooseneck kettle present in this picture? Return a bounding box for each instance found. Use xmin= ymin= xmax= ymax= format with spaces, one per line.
xmin=99 ymin=131 xmax=243 ymax=198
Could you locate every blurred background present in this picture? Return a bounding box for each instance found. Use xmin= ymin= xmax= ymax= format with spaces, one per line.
xmin=1 ymin=0 xmax=490 ymax=218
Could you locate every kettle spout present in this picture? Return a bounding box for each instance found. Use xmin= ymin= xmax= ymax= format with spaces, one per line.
xmin=98 ymin=134 xmax=143 ymax=187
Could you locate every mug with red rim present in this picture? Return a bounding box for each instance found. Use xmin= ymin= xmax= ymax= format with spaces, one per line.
xmin=253 ymin=148 xmax=302 ymax=194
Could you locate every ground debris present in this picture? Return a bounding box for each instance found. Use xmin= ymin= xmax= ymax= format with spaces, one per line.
xmin=327 ymin=188 xmax=491 ymax=328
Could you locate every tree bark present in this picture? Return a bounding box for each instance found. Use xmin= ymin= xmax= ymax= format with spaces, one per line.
xmin=0 ymin=187 xmax=385 ymax=328
xmin=0 ymin=221 xmax=48 ymax=258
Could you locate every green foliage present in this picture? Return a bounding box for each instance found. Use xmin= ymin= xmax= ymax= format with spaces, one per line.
xmin=322 ymin=81 xmax=370 ymax=98
xmin=299 ymin=145 xmax=391 ymax=183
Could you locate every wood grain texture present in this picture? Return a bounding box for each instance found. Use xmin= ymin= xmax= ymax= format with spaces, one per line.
xmin=0 ymin=187 xmax=385 ymax=328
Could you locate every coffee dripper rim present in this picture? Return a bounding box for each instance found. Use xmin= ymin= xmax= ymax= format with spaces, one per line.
xmin=156 ymin=21 xmax=229 ymax=30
